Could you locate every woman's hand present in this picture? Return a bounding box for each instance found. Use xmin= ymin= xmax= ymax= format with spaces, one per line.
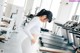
xmin=77 ymin=49 xmax=80 ymax=53
xmin=31 ymin=34 xmax=37 ymax=44
xmin=31 ymin=38 xmax=36 ymax=44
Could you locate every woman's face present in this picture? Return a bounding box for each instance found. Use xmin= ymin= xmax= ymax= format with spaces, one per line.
xmin=40 ymin=15 xmax=48 ymax=22
xmin=43 ymin=18 xmax=48 ymax=22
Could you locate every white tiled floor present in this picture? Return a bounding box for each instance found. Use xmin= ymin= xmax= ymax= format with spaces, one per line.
xmin=0 ymin=25 xmax=42 ymax=53
xmin=0 ymin=29 xmax=27 ymax=53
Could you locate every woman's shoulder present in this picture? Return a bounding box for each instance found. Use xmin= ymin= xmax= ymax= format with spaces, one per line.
xmin=32 ymin=16 xmax=39 ymax=21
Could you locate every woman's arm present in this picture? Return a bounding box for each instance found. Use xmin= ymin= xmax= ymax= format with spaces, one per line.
xmin=24 ymin=18 xmax=37 ymax=39
xmin=23 ymin=18 xmax=38 ymax=44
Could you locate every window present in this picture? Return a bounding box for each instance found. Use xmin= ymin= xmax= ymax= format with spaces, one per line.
xmin=40 ymin=0 xmax=52 ymax=10
xmin=13 ymin=0 xmax=25 ymax=7
xmin=69 ymin=2 xmax=78 ymax=20
xmin=75 ymin=3 xmax=80 ymax=21
xmin=50 ymin=0 xmax=61 ymax=18
xmin=31 ymin=0 xmax=52 ymax=14
xmin=31 ymin=0 xmax=41 ymax=14
xmin=76 ymin=3 xmax=80 ymax=15
xmin=46 ymin=0 xmax=61 ymax=30
xmin=3 ymin=0 xmax=7 ymax=13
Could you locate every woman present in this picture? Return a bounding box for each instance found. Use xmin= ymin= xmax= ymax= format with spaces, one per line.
xmin=22 ymin=9 xmax=53 ymax=53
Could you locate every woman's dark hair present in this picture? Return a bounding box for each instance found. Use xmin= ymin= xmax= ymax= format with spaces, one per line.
xmin=27 ymin=14 xmax=34 ymax=18
xmin=37 ymin=9 xmax=53 ymax=23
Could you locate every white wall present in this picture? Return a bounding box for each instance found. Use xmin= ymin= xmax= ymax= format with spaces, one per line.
xmin=31 ymin=0 xmax=41 ymax=14
xmin=55 ymin=0 xmax=73 ymax=24
xmin=5 ymin=0 xmax=14 ymax=17
xmin=5 ymin=0 xmax=25 ymax=17
xmin=52 ymin=0 xmax=74 ymax=34
xmin=25 ymin=0 xmax=34 ymax=15
xmin=0 ymin=0 xmax=4 ymax=18
xmin=11 ymin=5 xmax=24 ymax=30
xmin=13 ymin=0 xmax=25 ymax=7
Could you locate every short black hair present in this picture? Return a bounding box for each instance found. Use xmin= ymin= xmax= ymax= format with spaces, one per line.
xmin=37 ymin=9 xmax=53 ymax=23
